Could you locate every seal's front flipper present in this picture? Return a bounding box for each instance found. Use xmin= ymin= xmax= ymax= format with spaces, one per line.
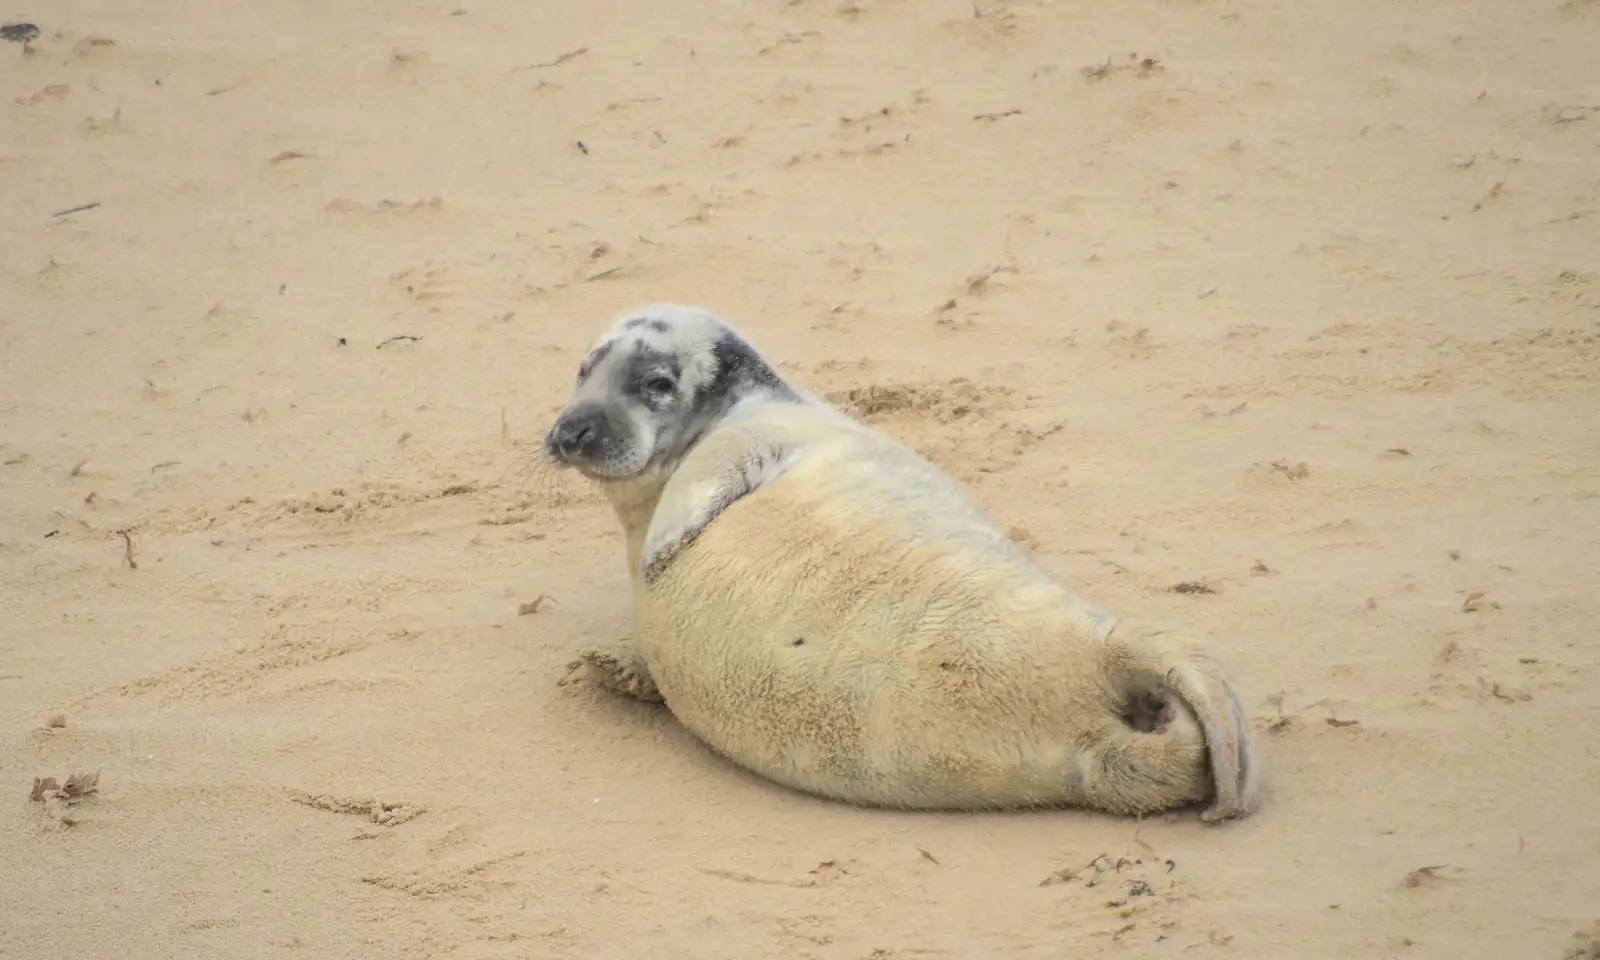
xmin=560 ymin=646 xmax=665 ymax=703
xmin=641 ymin=440 xmax=796 ymax=584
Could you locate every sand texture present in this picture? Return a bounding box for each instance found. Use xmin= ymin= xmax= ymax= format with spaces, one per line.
xmin=3 ymin=0 xmax=1598 ymax=957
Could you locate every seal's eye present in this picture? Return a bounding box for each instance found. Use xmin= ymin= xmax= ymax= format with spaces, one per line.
xmin=643 ymin=376 xmax=676 ymax=398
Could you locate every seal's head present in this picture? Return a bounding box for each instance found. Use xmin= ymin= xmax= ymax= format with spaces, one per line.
xmin=543 ymin=303 xmax=801 ymax=483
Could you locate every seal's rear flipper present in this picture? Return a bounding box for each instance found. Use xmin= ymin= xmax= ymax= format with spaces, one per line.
xmin=1102 ymin=628 xmax=1262 ymax=822
xmin=1153 ymin=642 xmax=1260 ymax=821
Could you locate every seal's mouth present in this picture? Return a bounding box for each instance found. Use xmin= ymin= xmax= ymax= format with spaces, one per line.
xmin=540 ymin=431 xmax=639 ymax=483
xmin=557 ymin=459 xmax=622 ymax=482
xmin=542 ymin=401 xmax=663 ymax=482
xmin=540 ymin=437 xmax=598 ymax=479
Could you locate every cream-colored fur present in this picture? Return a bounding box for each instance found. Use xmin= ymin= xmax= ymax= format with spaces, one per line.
xmin=554 ymin=305 xmax=1262 ymax=821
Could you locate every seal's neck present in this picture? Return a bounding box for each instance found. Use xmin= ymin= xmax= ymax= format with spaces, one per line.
xmin=596 ymin=469 xmax=670 ymax=587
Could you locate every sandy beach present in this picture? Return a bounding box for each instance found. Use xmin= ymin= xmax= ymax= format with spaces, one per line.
xmin=2 ymin=1 xmax=1597 ymax=957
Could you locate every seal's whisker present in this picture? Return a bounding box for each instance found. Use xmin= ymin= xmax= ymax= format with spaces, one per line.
xmin=490 ymin=447 xmax=533 ymax=488
xmin=512 ymin=448 xmax=582 ymax=513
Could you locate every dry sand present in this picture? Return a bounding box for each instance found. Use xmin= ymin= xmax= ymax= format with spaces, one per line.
xmin=3 ymin=0 xmax=1598 ymax=957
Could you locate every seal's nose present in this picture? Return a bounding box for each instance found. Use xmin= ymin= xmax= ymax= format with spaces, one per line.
xmin=547 ymin=412 xmax=600 ymax=461
xmin=557 ymin=422 xmax=593 ymax=457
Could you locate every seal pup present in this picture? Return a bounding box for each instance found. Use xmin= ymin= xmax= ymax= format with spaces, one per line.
xmin=544 ymin=303 xmax=1262 ymax=821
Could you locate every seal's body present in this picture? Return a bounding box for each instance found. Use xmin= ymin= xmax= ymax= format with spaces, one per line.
xmin=545 ymin=304 xmax=1261 ymax=821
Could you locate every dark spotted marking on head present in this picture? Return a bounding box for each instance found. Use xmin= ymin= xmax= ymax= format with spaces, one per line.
xmin=579 ymin=338 xmax=683 ymax=405
xmin=577 ymin=340 xmax=614 ymax=381
xmin=711 ymin=331 xmax=795 ymax=399
xmin=623 ymin=315 xmax=671 ymax=334
xmin=668 ymin=331 xmax=802 ymax=452
xmin=629 ymin=342 xmax=682 ymax=385
xmin=642 ymin=441 xmax=794 ymax=585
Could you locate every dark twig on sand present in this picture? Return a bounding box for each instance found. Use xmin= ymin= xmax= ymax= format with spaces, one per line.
xmin=510 ymin=47 xmax=588 ymax=72
xmin=116 ymin=529 xmax=137 ymax=570
xmin=376 ymin=335 xmax=422 ymax=349
xmin=53 ymin=202 xmax=101 ymax=218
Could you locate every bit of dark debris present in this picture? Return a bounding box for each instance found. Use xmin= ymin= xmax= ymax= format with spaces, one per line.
xmin=117 ymin=529 xmax=137 ymax=569
xmin=1169 ymin=581 xmax=1216 ymax=595
xmin=1 ymin=22 xmax=41 ymax=44
xmin=1106 ymin=877 xmax=1155 ymax=907
xmin=1041 ymin=853 xmax=1173 ymax=889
